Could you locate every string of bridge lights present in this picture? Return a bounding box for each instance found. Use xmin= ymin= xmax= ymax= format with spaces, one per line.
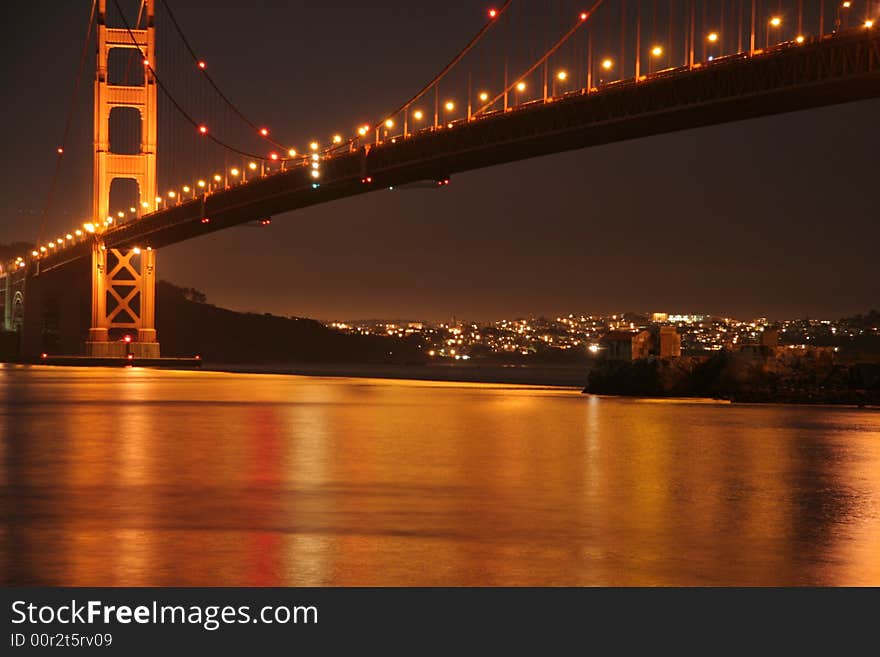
xmin=10 ymin=3 xmax=877 ymax=270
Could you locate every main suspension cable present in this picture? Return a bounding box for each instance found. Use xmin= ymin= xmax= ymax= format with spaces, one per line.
xmin=35 ymin=0 xmax=98 ymax=248
xmin=158 ymin=0 xmax=289 ymax=152
xmin=112 ymin=0 xmax=277 ymax=161
xmin=323 ymin=0 xmax=515 ymax=156
xmin=475 ymin=0 xmax=606 ymax=116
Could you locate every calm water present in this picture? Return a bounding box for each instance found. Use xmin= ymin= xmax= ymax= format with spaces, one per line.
xmin=1 ymin=365 xmax=879 ymax=586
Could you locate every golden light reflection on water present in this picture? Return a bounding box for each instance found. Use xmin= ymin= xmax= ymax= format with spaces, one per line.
xmin=1 ymin=365 xmax=879 ymax=586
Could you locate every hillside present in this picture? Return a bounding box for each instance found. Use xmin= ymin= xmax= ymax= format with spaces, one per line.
xmin=155 ymin=281 xmax=424 ymax=364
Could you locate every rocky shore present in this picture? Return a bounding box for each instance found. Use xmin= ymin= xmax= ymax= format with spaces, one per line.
xmin=585 ymin=351 xmax=880 ymax=406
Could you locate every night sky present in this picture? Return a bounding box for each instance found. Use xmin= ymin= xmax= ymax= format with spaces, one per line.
xmin=1 ymin=0 xmax=878 ymax=322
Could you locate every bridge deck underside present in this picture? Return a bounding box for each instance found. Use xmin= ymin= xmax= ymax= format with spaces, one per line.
xmin=30 ymin=30 xmax=880 ymax=274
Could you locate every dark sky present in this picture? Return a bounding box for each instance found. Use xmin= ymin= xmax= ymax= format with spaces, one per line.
xmin=1 ymin=0 xmax=878 ymax=322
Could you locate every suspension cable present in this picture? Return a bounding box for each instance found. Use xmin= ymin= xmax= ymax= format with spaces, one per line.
xmin=321 ymin=0 xmax=515 ymax=156
xmin=475 ymin=0 xmax=606 ymax=116
xmin=158 ymin=0 xmax=289 ymax=152
xmin=383 ymin=0 xmax=514 ymax=123
xmin=112 ymin=0 xmax=276 ymax=161
xmin=35 ymin=0 xmax=98 ymax=248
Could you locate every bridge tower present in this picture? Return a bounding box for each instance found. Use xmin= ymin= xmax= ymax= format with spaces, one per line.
xmin=86 ymin=0 xmax=160 ymax=358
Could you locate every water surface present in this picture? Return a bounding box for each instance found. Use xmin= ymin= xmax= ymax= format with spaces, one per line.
xmin=1 ymin=365 xmax=878 ymax=585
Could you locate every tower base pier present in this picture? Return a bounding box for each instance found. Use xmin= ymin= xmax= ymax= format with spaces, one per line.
xmin=84 ymin=340 xmax=160 ymax=359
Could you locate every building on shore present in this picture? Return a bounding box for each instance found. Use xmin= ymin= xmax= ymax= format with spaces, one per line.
xmin=601 ymin=330 xmax=652 ymax=360
xmin=659 ymin=326 xmax=682 ymax=358
xmin=762 ymin=328 xmax=779 ymax=347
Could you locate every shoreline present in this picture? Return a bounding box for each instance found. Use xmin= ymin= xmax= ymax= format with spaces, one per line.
xmin=203 ymin=363 xmax=878 ymax=408
xmin=202 ymin=361 xmax=590 ymax=388
xmin=4 ymin=359 xmax=877 ymax=408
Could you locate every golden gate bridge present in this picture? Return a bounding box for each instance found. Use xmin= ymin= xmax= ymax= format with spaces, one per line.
xmin=2 ymin=0 xmax=879 ymax=358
